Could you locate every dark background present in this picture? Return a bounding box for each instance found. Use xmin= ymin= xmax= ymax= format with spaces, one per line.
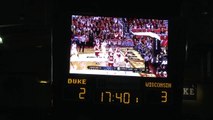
xmin=0 ymin=0 xmax=213 ymax=120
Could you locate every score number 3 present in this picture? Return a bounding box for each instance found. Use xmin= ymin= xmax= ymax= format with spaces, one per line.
xmin=79 ymin=87 xmax=86 ymax=99
xmin=161 ymin=91 xmax=167 ymax=103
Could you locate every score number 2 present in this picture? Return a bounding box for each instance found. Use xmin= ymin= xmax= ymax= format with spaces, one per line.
xmin=79 ymin=87 xmax=86 ymax=100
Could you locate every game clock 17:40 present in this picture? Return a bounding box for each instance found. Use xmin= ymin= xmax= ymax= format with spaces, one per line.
xmin=96 ymin=90 xmax=169 ymax=105
xmin=98 ymin=91 xmax=139 ymax=105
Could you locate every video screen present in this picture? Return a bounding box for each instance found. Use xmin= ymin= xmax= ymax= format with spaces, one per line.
xmin=69 ymin=15 xmax=168 ymax=78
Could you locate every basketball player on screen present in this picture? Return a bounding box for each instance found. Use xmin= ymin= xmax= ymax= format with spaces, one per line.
xmin=108 ymin=52 xmax=115 ymax=67
xmin=70 ymin=41 xmax=79 ymax=57
xmin=101 ymin=40 xmax=107 ymax=58
xmin=94 ymin=43 xmax=100 ymax=58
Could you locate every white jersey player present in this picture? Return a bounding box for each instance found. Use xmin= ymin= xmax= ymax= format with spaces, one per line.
xmin=70 ymin=42 xmax=78 ymax=57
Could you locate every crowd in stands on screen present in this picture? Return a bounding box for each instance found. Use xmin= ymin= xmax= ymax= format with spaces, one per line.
xmin=71 ymin=16 xmax=168 ymax=46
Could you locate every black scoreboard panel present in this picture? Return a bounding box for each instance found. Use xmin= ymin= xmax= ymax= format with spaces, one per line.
xmin=57 ymin=75 xmax=178 ymax=120
xmin=53 ymin=10 xmax=185 ymax=120
xmin=64 ymin=77 xmax=173 ymax=106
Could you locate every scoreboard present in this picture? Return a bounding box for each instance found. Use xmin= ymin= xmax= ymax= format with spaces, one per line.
xmin=55 ymin=75 xmax=180 ymax=120
xmin=53 ymin=12 xmax=185 ymax=120
xmin=64 ymin=77 xmax=173 ymax=105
